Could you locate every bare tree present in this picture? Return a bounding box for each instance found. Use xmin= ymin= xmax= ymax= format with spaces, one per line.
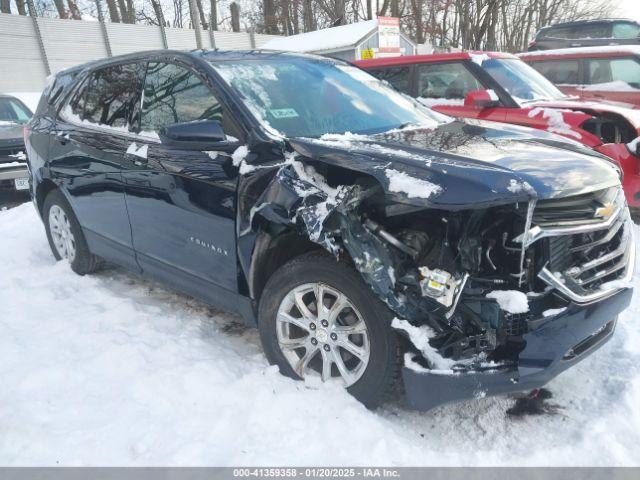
xmin=210 ymin=0 xmax=218 ymax=30
xmin=230 ymin=1 xmax=240 ymax=32
xmin=52 ymin=0 xmax=68 ymax=18
xmin=15 ymin=0 xmax=27 ymax=15
xmin=67 ymin=0 xmax=82 ymax=19
xmin=302 ymin=0 xmax=315 ymax=31
xmin=105 ymin=0 xmax=121 ymax=22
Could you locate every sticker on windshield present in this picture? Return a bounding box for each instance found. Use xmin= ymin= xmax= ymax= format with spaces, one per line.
xmin=269 ymin=108 xmax=299 ymax=119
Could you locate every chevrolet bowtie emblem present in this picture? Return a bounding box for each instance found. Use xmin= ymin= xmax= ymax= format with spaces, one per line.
xmin=595 ymin=202 xmax=615 ymax=219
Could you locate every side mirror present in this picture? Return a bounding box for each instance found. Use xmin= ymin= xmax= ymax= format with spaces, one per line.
xmin=464 ymin=89 xmax=500 ymax=109
xmin=159 ymin=120 xmax=228 ymax=148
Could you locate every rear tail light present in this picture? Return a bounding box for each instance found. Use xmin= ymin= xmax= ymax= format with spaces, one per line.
xmin=528 ymin=40 xmax=537 ymax=49
xmin=23 ymin=125 xmax=30 ymax=146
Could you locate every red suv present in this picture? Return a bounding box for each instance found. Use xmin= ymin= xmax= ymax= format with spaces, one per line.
xmin=355 ymin=52 xmax=640 ymax=209
xmin=519 ymin=46 xmax=640 ymax=108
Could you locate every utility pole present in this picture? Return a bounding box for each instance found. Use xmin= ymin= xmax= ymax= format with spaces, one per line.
xmin=94 ymin=0 xmax=113 ymax=57
xmin=25 ymin=0 xmax=51 ymax=76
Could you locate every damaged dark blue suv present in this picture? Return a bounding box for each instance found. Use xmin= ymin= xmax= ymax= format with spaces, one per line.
xmin=26 ymin=50 xmax=635 ymax=411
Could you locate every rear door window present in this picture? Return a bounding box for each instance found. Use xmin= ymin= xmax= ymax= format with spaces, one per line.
xmin=417 ymin=62 xmax=482 ymax=100
xmin=67 ymin=63 xmax=145 ymax=130
xmin=575 ymin=23 xmax=611 ymax=39
xmin=587 ymin=58 xmax=640 ymax=88
xmin=140 ymin=62 xmax=224 ymax=133
xmin=530 ymin=60 xmax=580 ymax=84
xmin=368 ymin=66 xmax=412 ymax=94
xmin=542 ymin=26 xmax=576 ymax=39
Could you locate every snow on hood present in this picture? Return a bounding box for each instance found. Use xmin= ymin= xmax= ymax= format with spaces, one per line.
xmin=527 ymin=107 xmax=583 ymax=139
xmin=531 ymin=99 xmax=640 ymax=131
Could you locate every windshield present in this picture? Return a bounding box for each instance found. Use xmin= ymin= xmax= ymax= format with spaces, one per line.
xmin=0 ymin=97 xmax=31 ymax=125
xmin=483 ymin=58 xmax=567 ymax=104
xmin=211 ymin=57 xmax=443 ymax=138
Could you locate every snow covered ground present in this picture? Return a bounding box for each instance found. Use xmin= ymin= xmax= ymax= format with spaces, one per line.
xmin=1 ymin=202 xmax=640 ymax=466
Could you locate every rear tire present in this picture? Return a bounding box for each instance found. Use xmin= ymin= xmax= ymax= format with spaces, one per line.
xmin=43 ymin=189 xmax=101 ymax=275
xmin=258 ymin=252 xmax=399 ymax=409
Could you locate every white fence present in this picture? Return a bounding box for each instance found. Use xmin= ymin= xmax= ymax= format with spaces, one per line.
xmin=0 ymin=13 xmax=280 ymax=93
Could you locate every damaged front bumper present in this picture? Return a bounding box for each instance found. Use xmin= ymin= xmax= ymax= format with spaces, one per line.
xmin=402 ymin=286 xmax=633 ymax=411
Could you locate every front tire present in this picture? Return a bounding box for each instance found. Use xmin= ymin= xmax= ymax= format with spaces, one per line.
xmin=258 ymin=252 xmax=399 ymax=409
xmin=43 ymin=189 xmax=101 ymax=275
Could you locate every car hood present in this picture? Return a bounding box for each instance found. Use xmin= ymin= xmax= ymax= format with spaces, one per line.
xmin=289 ymin=120 xmax=621 ymax=210
xmin=0 ymin=123 xmax=25 ymax=142
xmin=531 ymin=99 xmax=640 ymax=131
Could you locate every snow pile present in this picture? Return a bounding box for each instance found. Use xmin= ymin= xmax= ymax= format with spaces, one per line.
xmin=0 ymin=120 xmax=19 ymax=126
xmin=1 ymin=204 xmax=640 ymax=465
xmin=385 ymin=169 xmax=442 ymax=199
xmin=582 ymin=81 xmax=639 ymax=92
xmin=527 ymin=107 xmax=582 ymax=139
xmin=126 ymin=142 xmax=148 ymax=160
xmin=543 ymin=307 xmax=567 ymax=318
xmin=320 ymin=132 xmax=371 ymax=143
xmin=391 ymin=318 xmax=456 ymax=371
xmin=230 ymin=145 xmax=257 ymax=174
xmin=418 ymin=97 xmax=464 ymax=107
xmin=507 ymin=179 xmax=535 ymax=194
xmin=470 ymin=53 xmax=491 ymax=66
xmin=486 ymin=290 xmax=530 ymax=314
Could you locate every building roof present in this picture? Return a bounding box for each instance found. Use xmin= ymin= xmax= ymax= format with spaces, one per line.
xmin=262 ymin=20 xmax=382 ymax=53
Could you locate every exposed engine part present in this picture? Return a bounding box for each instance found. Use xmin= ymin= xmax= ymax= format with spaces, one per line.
xmin=419 ymin=267 xmax=452 ymax=299
xmin=363 ymin=217 xmax=419 ymax=258
xmin=418 ymin=266 xmax=469 ymax=317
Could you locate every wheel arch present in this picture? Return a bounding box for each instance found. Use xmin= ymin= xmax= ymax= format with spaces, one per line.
xmin=35 ymin=178 xmax=59 ymax=216
xmin=247 ymin=227 xmax=325 ymax=305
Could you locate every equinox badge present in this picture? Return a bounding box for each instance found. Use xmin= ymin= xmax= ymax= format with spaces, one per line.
xmin=189 ymin=236 xmax=229 ymax=256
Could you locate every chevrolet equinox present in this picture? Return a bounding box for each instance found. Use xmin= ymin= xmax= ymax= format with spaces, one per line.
xmin=26 ymin=50 xmax=635 ymax=411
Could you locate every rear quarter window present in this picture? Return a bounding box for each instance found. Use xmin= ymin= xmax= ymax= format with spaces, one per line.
xmin=612 ymin=22 xmax=640 ymax=39
xmin=587 ymin=57 xmax=640 ymax=88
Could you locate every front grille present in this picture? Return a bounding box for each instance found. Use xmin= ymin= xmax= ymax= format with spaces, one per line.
xmin=533 ymin=188 xmax=618 ymax=227
xmin=532 ymin=187 xmax=634 ymax=302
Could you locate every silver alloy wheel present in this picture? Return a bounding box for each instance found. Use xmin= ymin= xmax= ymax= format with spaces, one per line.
xmin=276 ymin=282 xmax=370 ymax=387
xmin=49 ymin=204 xmax=76 ymax=263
